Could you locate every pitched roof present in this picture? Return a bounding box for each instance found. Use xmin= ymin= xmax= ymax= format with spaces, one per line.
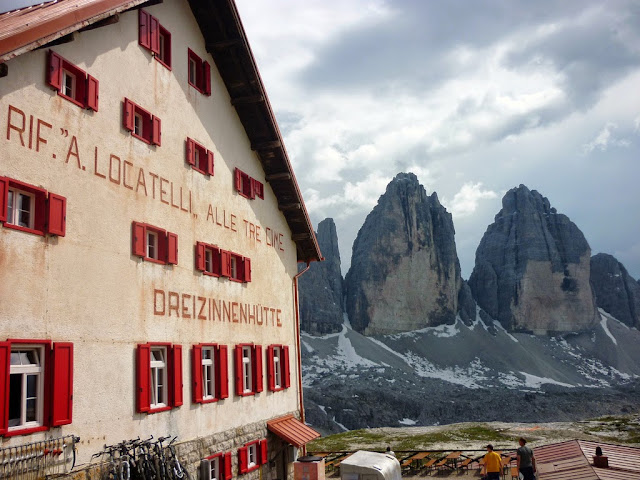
xmin=534 ymin=440 xmax=640 ymax=480
xmin=0 ymin=0 xmax=322 ymax=263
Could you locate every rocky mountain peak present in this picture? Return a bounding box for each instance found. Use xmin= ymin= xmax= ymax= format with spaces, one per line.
xmin=590 ymin=253 xmax=640 ymax=329
xmin=298 ymin=218 xmax=344 ymax=335
xmin=469 ymin=185 xmax=598 ymax=333
xmin=345 ymin=172 xmax=461 ymax=335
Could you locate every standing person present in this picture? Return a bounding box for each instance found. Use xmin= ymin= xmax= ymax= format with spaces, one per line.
xmin=517 ymin=438 xmax=536 ymax=480
xmin=482 ymin=444 xmax=502 ymax=480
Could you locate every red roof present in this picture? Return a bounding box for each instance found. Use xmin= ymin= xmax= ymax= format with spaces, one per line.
xmin=267 ymin=414 xmax=320 ymax=448
xmin=534 ymin=440 xmax=640 ymax=480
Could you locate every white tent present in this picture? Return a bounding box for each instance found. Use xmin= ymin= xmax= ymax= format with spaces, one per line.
xmin=340 ymin=451 xmax=401 ymax=480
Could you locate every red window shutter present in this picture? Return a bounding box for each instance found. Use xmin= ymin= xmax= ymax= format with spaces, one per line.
xmin=212 ymin=247 xmax=221 ymax=276
xmin=86 ymin=75 xmax=99 ymax=111
xmin=249 ymin=176 xmax=256 ymax=199
xmin=206 ymin=150 xmax=214 ymax=176
xmin=0 ymin=177 xmax=8 ymax=223
xmin=238 ymin=447 xmax=248 ymax=474
xmin=47 ymin=193 xmax=66 ymax=237
xmin=253 ymin=345 xmax=263 ymax=393
xmin=217 ymin=344 xmax=228 ymax=399
xmin=259 ymin=440 xmax=268 ymax=465
xmin=0 ymin=342 xmax=10 ymax=434
xmin=220 ymin=250 xmax=231 ymax=278
xmin=192 ymin=345 xmax=203 ymax=403
xmin=32 ymin=188 xmax=47 ymax=233
xmin=51 ymin=342 xmax=73 ymax=426
xmin=132 ymin=222 xmax=146 ymax=257
xmin=152 ymin=116 xmax=162 ymax=146
xmin=243 ymin=257 xmax=251 ymax=283
xmin=223 ymin=452 xmax=232 ymax=480
xmin=282 ymin=346 xmax=290 ymax=388
xmin=138 ymin=10 xmax=151 ymax=49
xmin=171 ymin=344 xmax=183 ymax=407
xmin=234 ymin=168 xmax=242 ymax=193
xmin=195 ymin=242 xmax=205 ymax=271
xmin=203 ymin=61 xmax=211 ymax=96
xmin=47 ymin=50 xmax=62 ymax=90
xmin=167 ymin=232 xmax=178 ymax=265
xmin=234 ymin=345 xmax=243 ymax=396
xmin=123 ymin=98 xmax=135 ymax=131
xmin=149 ymin=15 xmax=160 ymax=55
xmin=266 ymin=346 xmax=275 ymax=391
xmin=136 ymin=344 xmax=151 ymax=413
xmin=186 ymin=138 xmax=195 ymax=166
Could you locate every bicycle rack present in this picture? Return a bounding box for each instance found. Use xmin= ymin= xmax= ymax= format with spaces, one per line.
xmin=0 ymin=435 xmax=79 ymax=480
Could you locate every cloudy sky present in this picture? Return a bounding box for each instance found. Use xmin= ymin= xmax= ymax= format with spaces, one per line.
xmin=235 ymin=0 xmax=640 ymax=279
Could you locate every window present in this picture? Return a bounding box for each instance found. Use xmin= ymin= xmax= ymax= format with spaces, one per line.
xmin=0 ymin=177 xmax=66 ymax=237
xmin=200 ymin=452 xmax=232 ymax=480
xmin=191 ymin=344 xmax=228 ymax=404
xmin=150 ymin=347 xmax=167 ymax=408
xmin=196 ymin=243 xmax=251 ymax=282
xmin=234 ymin=168 xmax=264 ymax=200
xmin=187 ymin=49 xmax=211 ymax=95
xmin=267 ymin=345 xmax=290 ymax=391
xmin=47 ymin=50 xmax=99 ymax=111
xmin=186 ymin=138 xmax=214 ymax=176
xmin=139 ymin=10 xmax=172 ymax=69
xmin=136 ymin=343 xmax=182 ymax=414
xmin=234 ymin=345 xmax=262 ymax=396
xmin=132 ymin=222 xmax=178 ymax=265
xmin=237 ymin=440 xmax=267 ymax=474
xmin=0 ymin=340 xmax=73 ymax=436
xmin=123 ymin=98 xmax=161 ymax=145
xmin=221 ymin=250 xmax=251 ymax=283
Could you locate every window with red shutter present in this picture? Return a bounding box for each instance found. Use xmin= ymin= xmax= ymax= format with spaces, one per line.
xmin=139 ymin=10 xmax=172 ymax=69
xmin=234 ymin=169 xmax=263 ymax=201
xmin=253 ymin=180 xmax=264 ymax=199
xmin=122 ymin=98 xmax=160 ymax=146
xmin=51 ymin=342 xmax=73 ymax=426
xmin=188 ymin=49 xmax=211 ymax=95
xmin=131 ymin=222 xmax=177 ymax=265
xmin=46 ymin=50 xmax=98 ymax=110
xmin=171 ymin=345 xmax=183 ymax=407
xmin=185 ymin=138 xmax=214 ymax=176
xmin=1 ymin=177 xmax=65 ymax=237
xmin=238 ymin=440 xmax=263 ymax=474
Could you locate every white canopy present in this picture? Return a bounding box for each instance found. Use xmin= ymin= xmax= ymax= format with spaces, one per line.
xmin=340 ymin=451 xmax=401 ymax=480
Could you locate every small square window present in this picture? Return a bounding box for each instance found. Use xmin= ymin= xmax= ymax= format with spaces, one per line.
xmin=242 ymin=346 xmax=252 ymax=394
xmin=131 ymin=221 xmax=178 ymax=265
xmin=273 ymin=347 xmax=282 ymax=389
xmin=209 ymin=456 xmax=220 ymax=480
xmin=47 ymin=50 xmax=98 ymax=111
xmin=187 ymin=49 xmax=211 ymax=95
xmin=123 ymin=98 xmax=161 ymax=146
xmin=157 ymin=26 xmax=172 ymax=68
xmin=147 ymin=230 xmax=158 ymax=259
xmin=247 ymin=444 xmax=257 ymax=468
xmin=202 ymin=347 xmax=215 ymax=400
xmin=134 ymin=112 xmax=144 ymax=137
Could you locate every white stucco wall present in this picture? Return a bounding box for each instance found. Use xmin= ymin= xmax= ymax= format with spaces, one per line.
xmin=0 ymin=0 xmax=303 ymax=464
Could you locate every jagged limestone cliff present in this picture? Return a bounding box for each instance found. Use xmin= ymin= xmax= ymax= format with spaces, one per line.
xmin=591 ymin=253 xmax=640 ymax=329
xmin=298 ymin=218 xmax=344 ymax=334
xmin=345 ymin=173 xmax=461 ymax=335
xmin=469 ymin=185 xmax=598 ymax=334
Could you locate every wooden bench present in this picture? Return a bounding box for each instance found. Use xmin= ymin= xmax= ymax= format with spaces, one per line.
xmin=458 ymin=457 xmax=473 ymax=470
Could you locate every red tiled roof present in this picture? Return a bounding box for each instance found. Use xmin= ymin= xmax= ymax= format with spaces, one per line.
xmin=267 ymin=414 xmax=320 ymax=448
xmin=534 ymin=440 xmax=640 ymax=480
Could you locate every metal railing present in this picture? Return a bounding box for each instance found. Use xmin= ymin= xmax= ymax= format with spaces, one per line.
xmin=0 ymin=435 xmax=79 ymax=480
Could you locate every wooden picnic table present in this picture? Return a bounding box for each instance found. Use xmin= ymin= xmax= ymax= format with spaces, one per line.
xmin=444 ymin=451 xmax=463 ymax=469
xmin=400 ymin=452 xmax=430 ymax=469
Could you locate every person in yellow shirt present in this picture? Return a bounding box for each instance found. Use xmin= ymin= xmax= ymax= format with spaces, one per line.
xmin=482 ymin=444 xmax=502 ymax=480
